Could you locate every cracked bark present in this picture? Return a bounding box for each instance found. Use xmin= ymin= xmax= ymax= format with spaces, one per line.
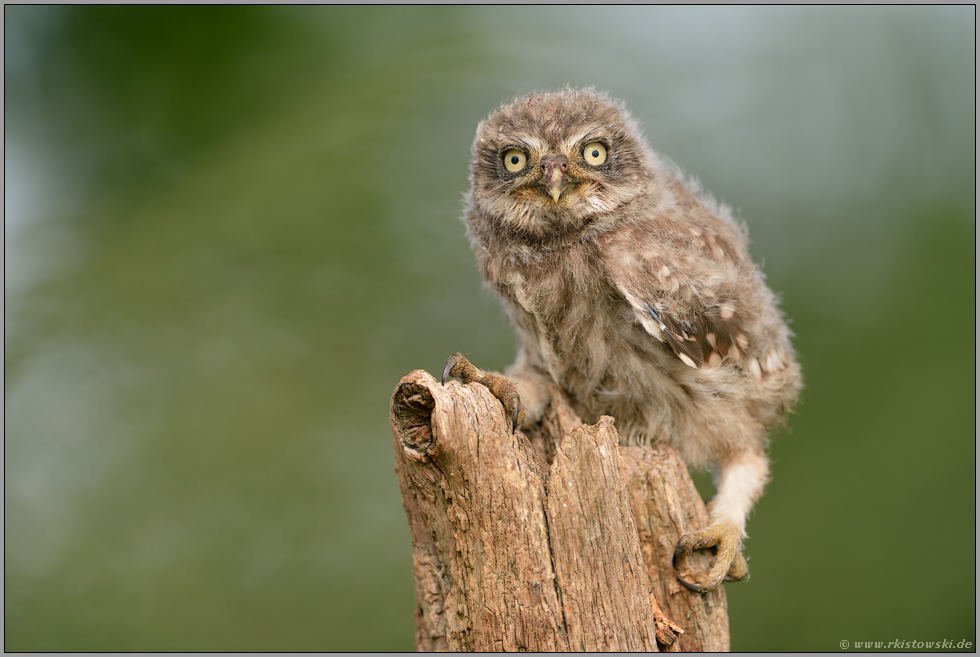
xmin=391 ymin=369 xmax=730 ymax=652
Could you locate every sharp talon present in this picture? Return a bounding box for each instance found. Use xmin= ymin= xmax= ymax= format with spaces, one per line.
xmin=674 ymin=545 xmax=704 ymax=592
xmin=676 ymin=574 xmax=704 ymax=593
xmin=441 ymin=356 xmax=456 ymax=385
xmin=507 ymin=396 xmax=525 ymax=434
xmin=672 ymin=523 xmax=743 ymax=593
xmin=439 ymin=353 xmax=524 ymax=434
xmin=672 ymin=543 xmax=686 ymax=571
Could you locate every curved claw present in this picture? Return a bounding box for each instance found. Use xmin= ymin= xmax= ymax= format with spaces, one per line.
xmin=676 ymin=573 xmax=706 ymax=593
xmin=439 ymin=352 xmax=524 ymax=434
xmin=673 ymin=543 xmax=707 ymax=592
xmin=676 ymin=560 xmax=745 ymax=593
xmin=672 ymin=522 xmax=745 ymax=593
xmin=441 ymin=354 xmax=458 ymax=385
xmin=672 ymin=543 xmax=685 ymax=572
xmin=507 ymin=398 xmax=521 ymax=434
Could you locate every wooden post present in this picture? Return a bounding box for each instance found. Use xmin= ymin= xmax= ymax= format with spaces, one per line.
xmin=390 ymin=369 xmax=730 ymax=652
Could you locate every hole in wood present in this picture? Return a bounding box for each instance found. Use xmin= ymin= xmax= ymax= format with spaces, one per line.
xmin=391 ymin=382 xmax=436 ymax=461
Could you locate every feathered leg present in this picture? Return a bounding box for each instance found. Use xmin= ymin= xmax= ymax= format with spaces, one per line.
xmin=674 ymin=449 xmax=768 ymax=592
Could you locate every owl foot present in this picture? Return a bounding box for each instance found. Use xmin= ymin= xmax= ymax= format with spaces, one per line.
xmin=673 ymin=522 xmax=748 ymax=593
xmin=441 ymin=353 xmax=525 ymax=433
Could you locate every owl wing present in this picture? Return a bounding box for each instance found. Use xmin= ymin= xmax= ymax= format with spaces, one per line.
xmin=603 ymin=225 xmax=754 ymax=372
xmin=615 ymin=282 xmax=752 ymax=372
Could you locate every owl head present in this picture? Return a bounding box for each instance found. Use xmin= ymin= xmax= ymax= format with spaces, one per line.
xmin=468 ymin=88 xmax=656 ymax=241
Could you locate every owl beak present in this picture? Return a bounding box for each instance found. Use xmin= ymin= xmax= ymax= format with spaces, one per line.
xmin=540 ymin=156 xmax=570 ymax=202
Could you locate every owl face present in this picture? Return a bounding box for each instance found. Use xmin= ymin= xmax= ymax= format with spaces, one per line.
xmin=469 ymin=89 xmax=654 ymax=240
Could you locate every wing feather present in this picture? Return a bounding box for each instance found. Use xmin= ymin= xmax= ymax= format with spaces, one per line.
xmin=618 ymin=281 xmax=749 ymax=370
xmin=607 ymin=232 xmax=751 ymax=371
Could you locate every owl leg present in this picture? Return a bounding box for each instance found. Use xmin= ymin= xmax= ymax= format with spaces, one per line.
xmin=503 ymin=349 xmax=553 ymax=426
xmin=673 ymin=450 xmax=768 ymax=592
xmin=441 ymin=353 xmax=525 ymax=433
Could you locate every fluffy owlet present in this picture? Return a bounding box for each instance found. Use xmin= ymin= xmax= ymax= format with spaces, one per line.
xmin=443 ymin=88 xmax=801 ymax=592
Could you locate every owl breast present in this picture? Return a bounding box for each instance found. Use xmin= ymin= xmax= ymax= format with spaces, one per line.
xmin=494 ymin=241 xmax=681 ymax=435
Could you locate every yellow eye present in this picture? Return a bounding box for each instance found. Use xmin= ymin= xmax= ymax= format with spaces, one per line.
xmin=583 ymin=142 xmax=607 ymax=166
xmin=503 ymin=149 xmax=527 ymax=173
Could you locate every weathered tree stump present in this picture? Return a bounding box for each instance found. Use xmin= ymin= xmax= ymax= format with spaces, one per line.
xmin=390 ymin=369 xmax=730 ymax=652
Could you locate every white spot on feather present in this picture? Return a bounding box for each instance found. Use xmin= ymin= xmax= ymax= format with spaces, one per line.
xmin=678 ymin=353 xmax=698 ymax=369
xmin=763 ymin=350 xmax=784 ymax=372
xmin=618 ymin=288 xmax=666 ymax=343
xmin=728 ymin=344 xmax=741 ymax=362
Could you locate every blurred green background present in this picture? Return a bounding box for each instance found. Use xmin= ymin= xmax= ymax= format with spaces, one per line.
xmin=4 ymin=6 xmax=975 ymax=651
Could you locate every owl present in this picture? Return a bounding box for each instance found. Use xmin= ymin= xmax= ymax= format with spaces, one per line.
xmin=443 ymin=88 xmax=801 ymax=592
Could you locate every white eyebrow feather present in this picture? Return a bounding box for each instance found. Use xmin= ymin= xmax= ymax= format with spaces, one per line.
xmin=515 ymin=135 xmax=545 ymax=152
xmin=566 ymin=128 xmax=604 ymax=148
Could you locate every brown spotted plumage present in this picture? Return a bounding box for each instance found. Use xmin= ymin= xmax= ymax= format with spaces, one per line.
xmin=445 ymin=88 xmax=802 ymax=592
